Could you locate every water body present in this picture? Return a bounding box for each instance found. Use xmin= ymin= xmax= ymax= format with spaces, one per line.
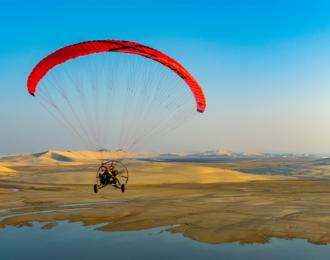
xmin=240 ymin=167 xmax=283 ymax=175
xmin=0 ymin=188 xmax=19 ymax=192
xmin=0 ymin=221 xmax=329 ymax=260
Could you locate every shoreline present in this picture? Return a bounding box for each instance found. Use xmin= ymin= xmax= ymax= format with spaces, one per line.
xmin=1 ymin=180 xmax=330 ymax=245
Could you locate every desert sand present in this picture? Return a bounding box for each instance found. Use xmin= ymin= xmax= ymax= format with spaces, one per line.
xmin=0 ymin=150 xmax=290 ymax=184
xmin=1 ymin=150 xmax=330 ymax=245
xmin=1 ymin=161 xmax=281 ymax=185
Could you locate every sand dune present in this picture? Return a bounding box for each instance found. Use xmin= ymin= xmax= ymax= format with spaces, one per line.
xmin=0 ymin=150 xmax=134 ymax=167
xmin=0 ymin=149 xmax=325 ymax=185
xmin=127 ymin=162 xmax=281 ymax=185
xmin=0 ymin=161 xmax=281 ymax=185
xmin=0 ymin=151 xmax=91 ymax=167
xmin=0 ymin=149 xmax=323 ymax=168
xmin=0 ymin=166 xmax=16 ymax=172
xmin=0 ymin=166 xmax=16 ymax=179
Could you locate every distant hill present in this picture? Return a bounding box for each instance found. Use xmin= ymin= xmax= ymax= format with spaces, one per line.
xmin=191 ymin=150 xmax=242 ymax=157
xmin=0 ymin=150 xmax=135 ymax=166
xmin=0 ymin=149 xmax=324 ymax=167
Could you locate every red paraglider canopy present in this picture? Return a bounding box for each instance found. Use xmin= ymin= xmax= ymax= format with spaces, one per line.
xmin=27 ymin=40 xmax=206 ymax=112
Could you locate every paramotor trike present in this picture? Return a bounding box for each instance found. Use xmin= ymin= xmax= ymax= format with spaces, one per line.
xmin=94 ymin=160 xmax=128 ymax=193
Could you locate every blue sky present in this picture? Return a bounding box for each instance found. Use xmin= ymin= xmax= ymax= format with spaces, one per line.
xmin=1 ymin=0 xmax=330 ymax=155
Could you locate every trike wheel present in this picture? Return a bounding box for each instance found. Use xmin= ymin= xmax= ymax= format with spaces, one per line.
xmin=94 ymin=184 xmax=99 ymax=193
xmin=121 ymin=184 xmax=126 ymax=193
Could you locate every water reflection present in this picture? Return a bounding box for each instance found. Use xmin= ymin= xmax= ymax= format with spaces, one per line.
xmin=0 ymin=199 xmax=25 ymax=205
xmin=0 ymin=208 xmax=89 ymax=222
xmin=0 ymin=221 xmax=330 ymax=260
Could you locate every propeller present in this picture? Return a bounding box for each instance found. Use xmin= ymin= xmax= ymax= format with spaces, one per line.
xmin=116 ymin=169 xmax=127 ymax=178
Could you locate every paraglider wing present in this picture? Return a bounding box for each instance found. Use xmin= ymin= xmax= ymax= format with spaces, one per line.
xmin=27 ymin=40 xmax=206 ymax=112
